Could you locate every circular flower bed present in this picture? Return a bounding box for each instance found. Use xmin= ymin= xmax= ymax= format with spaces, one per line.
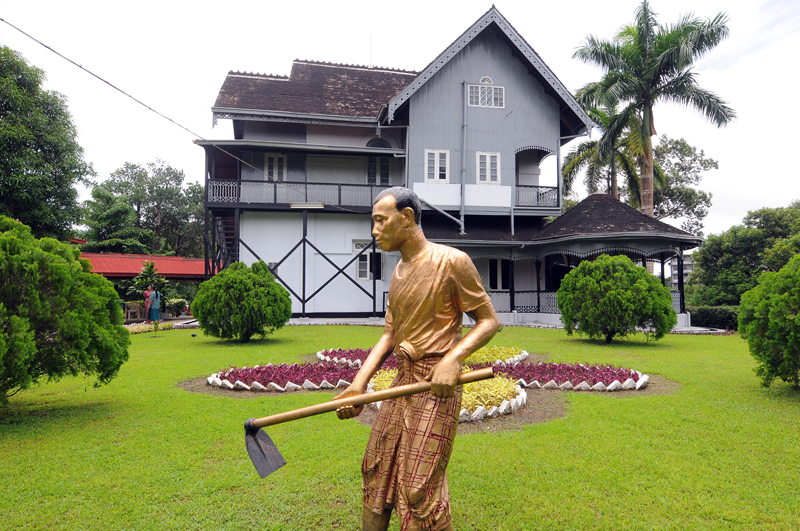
xmin=207 ymin=346 xmax=649 ymax=421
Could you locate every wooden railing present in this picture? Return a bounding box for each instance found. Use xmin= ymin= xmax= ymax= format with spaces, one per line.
xmin=515 ymin=185 xmax=558 ymax=207
xmin=207 ymin=179 xmax=390 ymax=208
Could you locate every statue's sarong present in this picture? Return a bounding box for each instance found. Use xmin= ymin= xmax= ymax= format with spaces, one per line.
xmin=361 ymin=355 xmax=461 ymax=531
xmin=361 ymin=243 xmax=491 ymax=531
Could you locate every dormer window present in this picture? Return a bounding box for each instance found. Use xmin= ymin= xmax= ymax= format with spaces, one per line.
xmin=469 ymin=77 xmax=504 ymax=108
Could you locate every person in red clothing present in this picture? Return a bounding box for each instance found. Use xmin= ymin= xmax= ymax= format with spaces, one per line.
xmin=143 ymin=285 xmax=153 ymax=323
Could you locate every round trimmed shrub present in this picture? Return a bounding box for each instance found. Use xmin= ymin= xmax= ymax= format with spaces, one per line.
xmin=557 ymin=254 xmax=677 ymax=343
xmin=739 ymin=255 xmax=800 ymax=388
xmin=192 ymin=261 xmax=292 ymax=342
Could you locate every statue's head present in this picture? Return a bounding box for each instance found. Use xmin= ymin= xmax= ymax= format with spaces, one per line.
xmin=374 ymin=187 xmax=421 ymax=226
xmin=371 ymin=187 xmax=423 ymax=252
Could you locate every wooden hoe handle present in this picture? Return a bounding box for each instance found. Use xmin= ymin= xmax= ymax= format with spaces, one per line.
xmin=249 ymin=367 xmax=495 ymax=430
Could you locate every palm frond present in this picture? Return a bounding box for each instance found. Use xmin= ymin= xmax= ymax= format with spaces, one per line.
xmin=660 ymin=74 xmax=736 ymax=126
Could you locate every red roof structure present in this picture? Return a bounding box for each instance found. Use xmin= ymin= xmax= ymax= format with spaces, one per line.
xmin=80 ymin=253 xmax=206 ymax=280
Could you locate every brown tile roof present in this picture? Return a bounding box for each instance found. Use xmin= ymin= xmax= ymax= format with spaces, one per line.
xmin=214 ymin=60 xmax=418 ymax=118
xmin=534 ymin=193 xmax=699 ymax=241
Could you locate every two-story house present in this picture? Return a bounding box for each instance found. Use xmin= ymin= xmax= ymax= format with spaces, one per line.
xmin=198 ymin=6 xmax=700 ymax=325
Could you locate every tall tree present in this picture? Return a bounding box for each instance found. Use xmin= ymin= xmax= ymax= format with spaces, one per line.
xmin=562 ymin=105 xmax=642 ymax=203
xmin=0 ymin=47 xmax=95 ymax=239
xmin=101 ymin=160 xmax=202 ymax=256
xmin=81 ymin=185 xmax=153 ymax=254
xmin=573 ymin=0 xmax=735 ymax=218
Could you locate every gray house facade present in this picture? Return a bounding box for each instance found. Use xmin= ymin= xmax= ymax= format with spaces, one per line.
xmin=199 ymin=7 xmax=699 ymax=324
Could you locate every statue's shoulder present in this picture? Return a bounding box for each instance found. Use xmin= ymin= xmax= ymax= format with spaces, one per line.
xmin=429 ymin=243 xmax=470 ymax=264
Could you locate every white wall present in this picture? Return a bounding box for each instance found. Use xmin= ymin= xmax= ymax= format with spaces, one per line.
xmin=239 ymin=211 xmax=393 ymax=314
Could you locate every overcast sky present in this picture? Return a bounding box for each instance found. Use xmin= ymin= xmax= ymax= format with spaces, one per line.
xmin=2 ymin=0 xmax=798 ymax=236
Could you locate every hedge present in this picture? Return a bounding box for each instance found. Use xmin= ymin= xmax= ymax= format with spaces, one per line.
xmin=688 ymin=306 xmax=739 ymax=331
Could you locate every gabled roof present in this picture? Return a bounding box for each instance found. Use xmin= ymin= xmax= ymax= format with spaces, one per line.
xmin=385 ymin=5 xmax=593 ymax=135
xmin=534 ymin=193 xmax=701 ymax=244
xmin=213 ymin=61 xmax=418 ymax=120
xmin=80 ymin=253 xmax=206 ymax=280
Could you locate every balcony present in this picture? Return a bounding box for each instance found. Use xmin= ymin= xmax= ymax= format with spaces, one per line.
xmin=515 ymin=185 xmax=558 ymax=207
xmin=207 ymin=179 xmax=390 ymax=209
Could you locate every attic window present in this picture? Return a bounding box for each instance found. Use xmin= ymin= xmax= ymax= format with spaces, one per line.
xmin=469 ymin=77 xmax=504 ymax=108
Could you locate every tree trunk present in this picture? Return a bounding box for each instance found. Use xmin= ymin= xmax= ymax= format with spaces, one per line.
xmin=641 ymin=106 xmax=655 ymax=218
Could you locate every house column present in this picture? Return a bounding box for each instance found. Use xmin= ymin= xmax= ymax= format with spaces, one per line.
xmin=535 ymin=259 xmax=542 ymax=313
xmin=677 ymin=250 xmax=685 ymax=313
xmin=660 ymin=254 xmax=665 ymax=285
xmin=509 ymin=255 xmax=515 ymax=312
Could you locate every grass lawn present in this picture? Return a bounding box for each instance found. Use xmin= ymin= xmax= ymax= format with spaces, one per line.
xmin=2 ymin=325 xmax=799 ymax=530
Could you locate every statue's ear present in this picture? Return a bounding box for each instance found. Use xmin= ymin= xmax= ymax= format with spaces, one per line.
xmin=400 ymin=206 xmax=416 ymax=226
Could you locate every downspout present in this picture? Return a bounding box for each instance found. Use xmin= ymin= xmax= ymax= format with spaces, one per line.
xmin=460 ymin=82 xmax=467 ymax=235
xmin=419 ymin=197 xmax=463 ymax=232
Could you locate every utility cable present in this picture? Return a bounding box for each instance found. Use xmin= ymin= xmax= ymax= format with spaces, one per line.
xmin=0 ymin=17 xmax=371 ymax=214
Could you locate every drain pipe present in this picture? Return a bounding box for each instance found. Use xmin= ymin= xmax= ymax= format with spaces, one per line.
xmin=419 ymin=197 xmax=464 ymax=233
xmin=459 ymin=81 xmax=468 ymax=235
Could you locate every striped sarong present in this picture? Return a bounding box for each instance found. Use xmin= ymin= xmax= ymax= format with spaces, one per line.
xmin=361 ymin=355 xmax=461 ymax=531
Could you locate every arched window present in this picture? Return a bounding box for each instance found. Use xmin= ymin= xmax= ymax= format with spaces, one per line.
xmin=366 ymin=138 xmax=391 ymax=149
xmin=469 ymin=76 xmax=504 ymax=108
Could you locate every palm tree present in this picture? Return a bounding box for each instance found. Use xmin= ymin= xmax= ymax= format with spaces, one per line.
xmin=573 ymin=0 xmax=735 ymax=217
xmin=563 ymin=105 xmax=642 ymax=204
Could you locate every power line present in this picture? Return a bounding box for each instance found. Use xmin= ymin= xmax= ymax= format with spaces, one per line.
xmin=0 ymin=17 xmax=367 ymax=214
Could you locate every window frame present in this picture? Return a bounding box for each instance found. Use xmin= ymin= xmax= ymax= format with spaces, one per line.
xmin=354 ymin=241 xmax=383 ymax=281
xmin=476 ymin=152 xmax=501 ymax=185
xmin=367 ymin=156 xmax=390 ymax=186
xmin=264 ymin=153 xmax=286 ymax=182
xmin=424 ymin=149 xmax=450 ymax=183
xmin=468 ymin=77 xmax=505 ymax=109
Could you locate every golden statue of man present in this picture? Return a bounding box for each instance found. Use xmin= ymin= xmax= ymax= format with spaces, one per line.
xmin=335 ymin=187 xmax=500 ymax=531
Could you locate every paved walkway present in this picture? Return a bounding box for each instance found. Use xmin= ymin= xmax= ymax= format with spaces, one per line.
xmin=130 ymin=317 xmax=729 ymax=334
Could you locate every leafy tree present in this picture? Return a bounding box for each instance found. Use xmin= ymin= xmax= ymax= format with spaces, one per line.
xmin=739 ymin=255 xmax=800 ymax=388
xmin=0 ymin=47 xmax=95 ymax=240
xmin=191 ymin=261 xmax=292 ymax=342
xmin=81 ymin=186 xmax=153 ymax=254
xmin=652 ymin=136 xmax=716 ymax=235
xmin=101 ymin=160 xmax=203 ymax=256
xmin=574 ymin=0 xmax=735 ymax=218
xmin=557 ymin=254 xmax=677 ymax=343
xmin=0 ymin=216 xmax=129 ymax=404
xmin=690 ymin=202 xmax=800 ymax=306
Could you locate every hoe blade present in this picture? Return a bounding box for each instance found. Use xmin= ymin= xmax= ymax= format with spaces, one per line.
xmin=245 ymin=419 xmax=286 ymax=478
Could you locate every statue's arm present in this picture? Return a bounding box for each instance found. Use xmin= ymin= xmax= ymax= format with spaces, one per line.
xmin=429 ymin=303 xmax=501 ymax=398
xmin=333 ymin=329 xmax=395 ymax=419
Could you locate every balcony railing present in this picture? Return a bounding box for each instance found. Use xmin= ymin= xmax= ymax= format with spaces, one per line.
xmin=515 ymin=185 xmax=558 ymax=207
xmin=207 ymin=179 xmax=390 ymax=208
xmin=490 ymin=290 xmax=682 ymax=314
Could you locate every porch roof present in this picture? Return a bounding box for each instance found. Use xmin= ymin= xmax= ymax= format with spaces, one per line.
xmin=534 ymin=193 xmax=701 ymax=245
xmin=421 ymin=193 xmax=702 ymax=249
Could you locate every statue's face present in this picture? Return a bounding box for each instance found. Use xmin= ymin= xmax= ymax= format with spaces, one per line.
xmin=372 ymin=195 xmax=412 ymax=252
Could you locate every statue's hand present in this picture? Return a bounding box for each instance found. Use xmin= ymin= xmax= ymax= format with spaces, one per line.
xmin=333 ymin=387 xmax=365 ymax=419
xmin=428 ymin=357 xmax=461 ymax=398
